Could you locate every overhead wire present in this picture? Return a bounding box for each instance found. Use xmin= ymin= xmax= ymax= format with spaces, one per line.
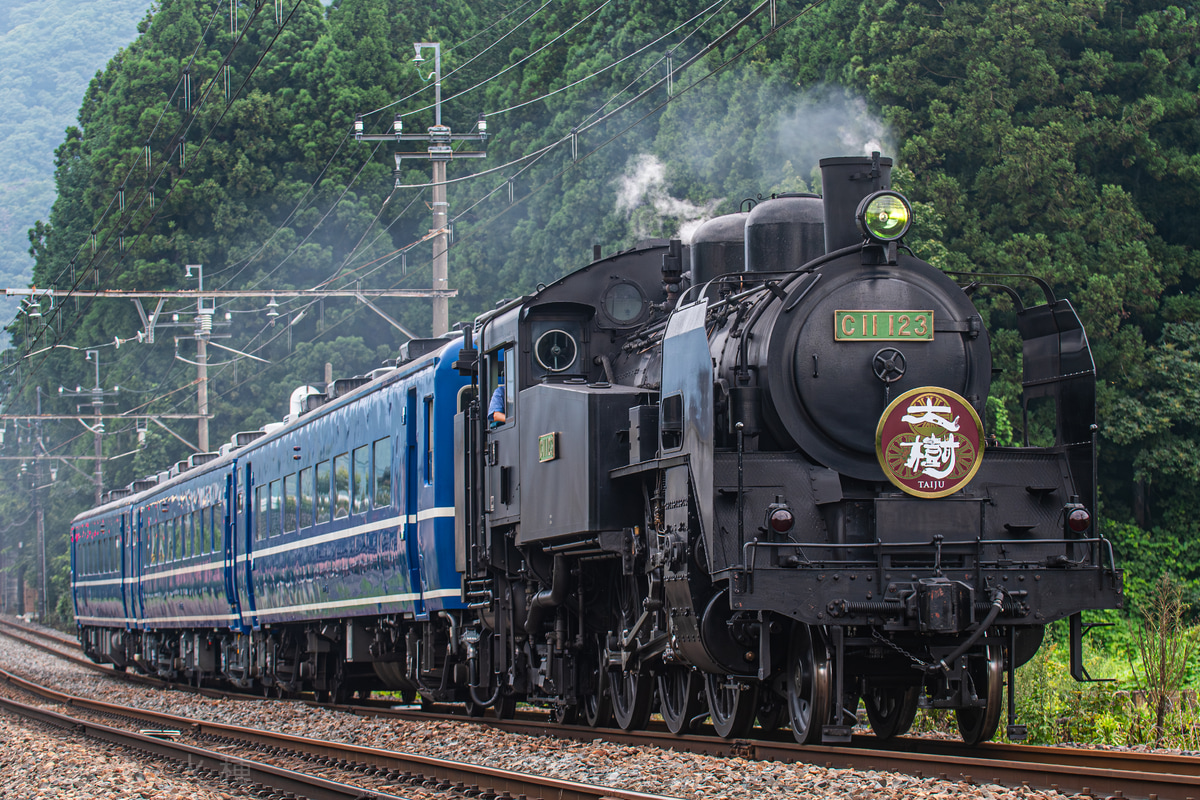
xmin=234 ymin=0 xmax=562 ymax=292
xmin=485 ymin=0 xmax=735 ymax=120
xmin=309 ymin=189 xmax=427 ymax=290
xmin=44 ymin=1 xmax=247 ymax=302
xmin=338 ymin=0 xmax=826 ymax=301
xmin=444 ymin=0 xmax=540 ymax=55
xmin=10 ymin=0 xmax=703 ymax=391
xmin=3 ymin=0 xmax=317 ymax=478
xmin=237 ymin=140 xmax=390 ymax=291
xmin=441 ymin=0 xmax=736 ymax=227
xmin=3 ymin=1 xmax=470 ymax=464
xmin=181 ymin=1 xmax=789 ymax=411
xmin=208 ymin=0 xmax=687 ymax=307
xmin=326 ymin=0 xmax=736 ymax=290
xmin=44 ymin=0 xmax=227 ymax=293
xmin=450 ymin=0 xmax=831 ymax=251
xmin=210 ymin=0 xmax=561 ymax=298
xmin=19 ymin=0 xmax=824 ymax=467
xmin=16 ymin=0 xmax=278 ymax=374
xmin=206 ymin=130 xmax=352 ymax=286
xmin=15 ymin=0 xmax=298 ymax=387
xmin=362 ymin=0 xmax=557 ymax=118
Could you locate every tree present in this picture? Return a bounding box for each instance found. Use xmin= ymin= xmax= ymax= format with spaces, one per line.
xmin=836 ymin=0 xmax=1200 ymax=563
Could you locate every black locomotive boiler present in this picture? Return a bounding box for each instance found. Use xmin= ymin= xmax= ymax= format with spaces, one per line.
xmin=452 ymin=153 xmax=1123 ymax=744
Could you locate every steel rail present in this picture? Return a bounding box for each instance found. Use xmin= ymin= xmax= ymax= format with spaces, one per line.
xmin=0 ymin=617 xmax=79 ymax=648
xmin=0 ymin=663 xmax=680 ymax=800
xmin=0 ymin=624 xmax=271 ymax=702
xmin=0 ymin=693 xmax=413 ymax=800
xmin=342 ymin=705 xmax=1200 ymax=800
xmin=4 ymin=621 xmax=1196 ymax=799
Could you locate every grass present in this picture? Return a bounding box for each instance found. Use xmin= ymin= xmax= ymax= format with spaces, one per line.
xmin=908 ymin=610 xmax=1199 ymax=749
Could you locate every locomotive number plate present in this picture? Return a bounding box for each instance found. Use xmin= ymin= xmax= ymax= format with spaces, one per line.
xmin=834 ymin=310 xmax=933 ymax=341
xmin=538 ymin=432 xmax=559 ymax=462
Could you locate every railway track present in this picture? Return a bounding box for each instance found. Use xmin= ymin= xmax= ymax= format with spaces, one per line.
xmin=0 ymin=616 xmax=79 ymax=649
xmin=3 ymin=618 xmax=1197 ymax=800
xmin=0 ymin=662 xmax=680 ymax=800
xmin=360 ymin=708 xmax=1200 ymax=800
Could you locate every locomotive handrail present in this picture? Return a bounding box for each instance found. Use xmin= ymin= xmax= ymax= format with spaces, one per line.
xmin=740 ymin=535 xmax=1117 ymax=573
xmin=675 ymin=242 xmax=866 ymax=316
xmin=959 ymin=282 xmax=1026 ymax=312
xmin=943 ymin=270 xmax=1058 ymax=306
xmin=678 ymin=269 xmax=790 ymax=307
xmin=1021 ymin=370 xmax=1095 ymax=388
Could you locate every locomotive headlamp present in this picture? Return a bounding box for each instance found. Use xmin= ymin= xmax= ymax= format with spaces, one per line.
xmin=857 ymin=190 xmax=913 ymax=242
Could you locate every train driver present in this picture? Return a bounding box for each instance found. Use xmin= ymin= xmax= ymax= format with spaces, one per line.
xmin=488 ymin=377 xmax=506 ymax=427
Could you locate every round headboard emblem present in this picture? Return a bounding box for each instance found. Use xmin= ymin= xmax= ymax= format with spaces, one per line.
xmin=875 ymin=387 xmax=984 ymax=498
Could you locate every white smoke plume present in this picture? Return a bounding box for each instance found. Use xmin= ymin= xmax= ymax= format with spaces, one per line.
xmin=611 ymin=83 xmax=893 ymax=242
xmin=774 ymin=87 xmax=894 ymax=186
xmin=615 ymin=154 xmax=723 ymax=243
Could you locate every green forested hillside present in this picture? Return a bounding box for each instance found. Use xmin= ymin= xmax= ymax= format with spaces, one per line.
xmin=2 ymin=0 xmax=1198 ymax=622
xmin=0 ymin=0 xmax=149 ymax=313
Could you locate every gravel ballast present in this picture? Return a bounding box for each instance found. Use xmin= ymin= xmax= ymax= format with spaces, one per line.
xmin=0 ymin=620 xmax=1087 ymax=800
xmin=0 ymin=711 xmax=256 ymax=800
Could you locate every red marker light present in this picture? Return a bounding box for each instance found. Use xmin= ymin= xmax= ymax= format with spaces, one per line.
xmin=1067 ymin=508 xmax=1091 ymax=533
xmin=769 ymin=508 xmax=795 ymax=533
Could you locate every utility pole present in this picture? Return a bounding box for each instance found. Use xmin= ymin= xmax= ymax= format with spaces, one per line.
xmin=59 ymin=350 xmax=119 ymax=504
xmin=91 ymin=353 xmax=103 ymax=503
xmin=186 ymin=265 xmax=211 ymax=452
xmin=354 ymin=41 xmax=489 ymax=337
xmin=34 ymin=387 xmax=45 ymax=621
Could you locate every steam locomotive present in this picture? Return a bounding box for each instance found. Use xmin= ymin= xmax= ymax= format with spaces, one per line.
xmin=72 ymin=154 xmax=1122 ymax=745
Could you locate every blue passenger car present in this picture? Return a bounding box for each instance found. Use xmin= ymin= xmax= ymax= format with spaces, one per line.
xmin=71 ymin=507 xmax=127 ymax=628
xmin=237 ymin=339 xmax=468 ymax=628
xmin=136 ymin=463 xmax=232 ymax=631
xmin=73 ymin=336 xmax=470 ymax=698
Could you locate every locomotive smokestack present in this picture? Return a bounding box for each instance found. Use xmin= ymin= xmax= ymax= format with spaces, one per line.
xmin=819 ymin=153 xmax=893 ymax=253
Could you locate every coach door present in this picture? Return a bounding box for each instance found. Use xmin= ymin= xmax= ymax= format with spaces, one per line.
xmin=134 ymin=507 xmax=147 ymax=628
xmin=233 ymin=463 xmax=259 ymax=629
xmin=222 ymin=469 xmax=245 ymax=630
xmin=120 ymin=513 xmax=132 ymax=628
xmin=405 ymin=388 xmax=428 ymax=620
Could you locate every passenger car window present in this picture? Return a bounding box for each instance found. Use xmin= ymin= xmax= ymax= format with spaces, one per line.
xmin=299 ymin=466 xmax=314 ymax=527
xmin=283 ymin=473 xmax=297 ymax=532
xmin=333 ymin=453 xmax=350 ymax=519
xmin=269 ymin=479 xmax=282 ymax=537
xmin=256 ymin=486 xmax=267 ymax=541
xmin=352 ymin=445 xmax=369 ymax=514
xmin=372 ymin=438 xmax=391 ymax=508
xmin=214 ymin=502 xmax=225 ymax=551
xmin=316 ymin=460 xmax=331 ymax=523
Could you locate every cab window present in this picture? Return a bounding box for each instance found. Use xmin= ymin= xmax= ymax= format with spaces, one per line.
xmin=486 ymin=346 xmax=515 ymax=428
